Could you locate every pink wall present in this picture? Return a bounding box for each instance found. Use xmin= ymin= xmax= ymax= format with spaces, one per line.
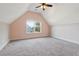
xmin=10 ymin=11 xmax=50 ymax=40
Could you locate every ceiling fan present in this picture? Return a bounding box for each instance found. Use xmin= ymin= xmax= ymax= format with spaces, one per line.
xmin=36 ymin=3 xmax=53 ymax=11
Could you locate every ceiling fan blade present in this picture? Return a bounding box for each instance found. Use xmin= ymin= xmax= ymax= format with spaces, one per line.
xmin=36 ymin=5 xmax=41 ymax=8
xmin=46 ymin=4 xmax=53 ymax=7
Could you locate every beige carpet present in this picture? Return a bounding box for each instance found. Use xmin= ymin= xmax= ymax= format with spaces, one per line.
xmin=0 ymin=37 xmax=79 ymax=56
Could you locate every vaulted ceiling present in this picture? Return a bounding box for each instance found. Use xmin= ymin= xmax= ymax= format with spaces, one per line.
xmin=0 ymin=3 xmax=79 ymax=25
xmin=43 ymin=3 xmax=79 ymax=25
xmin=0 ymin=3 xmax=30 ymax=23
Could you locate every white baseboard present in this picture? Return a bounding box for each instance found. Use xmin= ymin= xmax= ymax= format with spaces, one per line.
xmin=0 ymin=40 xmax=9 ymax=51
xmin=53 ymin=36 xmax=79 ymax=45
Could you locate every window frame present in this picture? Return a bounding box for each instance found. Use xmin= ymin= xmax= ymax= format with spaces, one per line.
xmin=26 ymin=19 xmax=42 ymax=34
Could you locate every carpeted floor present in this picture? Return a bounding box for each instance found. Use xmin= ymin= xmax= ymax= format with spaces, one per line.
xmin=0 ymin=37 xmax=79 ymax=56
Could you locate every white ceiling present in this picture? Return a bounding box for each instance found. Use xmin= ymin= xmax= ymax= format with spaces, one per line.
xmin=43 ymin=3 xmax=79 ymax=25
xmin=0 ymin=3 xmax=30 ymax=23
xmin=0 ymin=3 xmax=79 ymax=25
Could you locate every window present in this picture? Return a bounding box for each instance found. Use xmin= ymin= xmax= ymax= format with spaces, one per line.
xmin=26 ymin=20 xmax=41 ymax=33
